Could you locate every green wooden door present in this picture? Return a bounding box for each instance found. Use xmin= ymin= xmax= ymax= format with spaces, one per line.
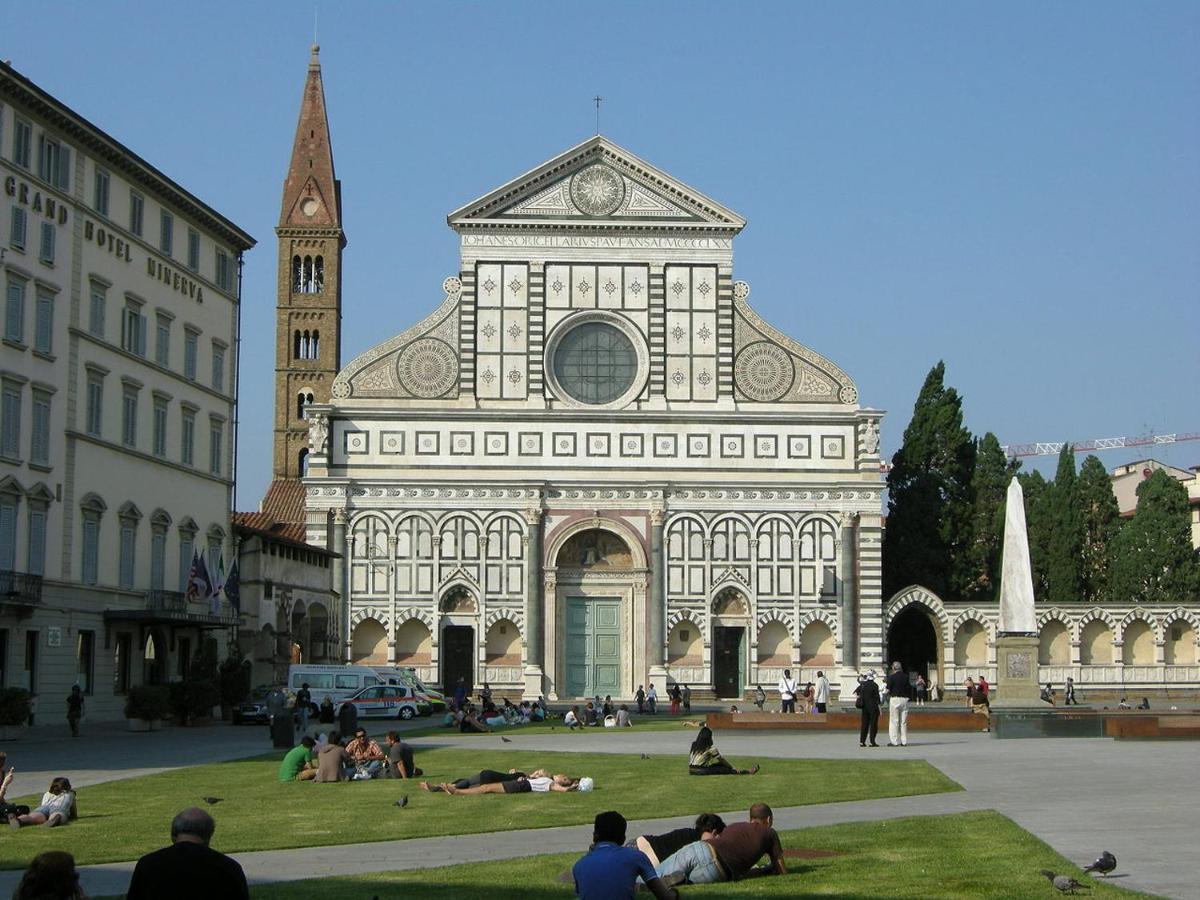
xmin=566 ymin=596 xmax=621 ymax=698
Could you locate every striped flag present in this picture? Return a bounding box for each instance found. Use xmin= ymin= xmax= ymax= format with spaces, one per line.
xmin=210 ymin=552 xmax=226 ymax=615
xmin=184 ymin=551 xmax=212 ymax=606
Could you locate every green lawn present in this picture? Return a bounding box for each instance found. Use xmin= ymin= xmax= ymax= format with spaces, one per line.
xmin=243 ymin=811 xmax=1152 ymax=899
xmin=0 ymin=748 xmax=958 ymax=869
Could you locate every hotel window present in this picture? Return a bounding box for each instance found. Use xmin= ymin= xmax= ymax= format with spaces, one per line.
xmin=209 ymin=418 xmax=223 ymax=476
xmin=121 ymin=298 xmax=147 ymax=356
xmin=85 ymin=369 xmax=104 ymax=437
xmin=5 ymin=274 xmax=26 ymax=342
xmin=118 ymin=510 xmax=139 ymax=590
xmin=211 ymin=341 xmax=226 ymax=392
xmin=38 ymin=222 xmax=55 ymax=265
xmin=159 ymin=210 xmax=173 ymax=256
xmin=30 ymin=390 xmax=50 ymax=466
xmin=113 ymin=633 xmax=132 ymax=694
xmin=129 ymin=191 xmax=144 ymax=237
xmin=150 ymin=521 xmax=167 ymax=590
xmin=81 ymin=508 xmax=101 ymax=586
xmin=183 ymin=328 xmax=198 ymax=380
xmin=0 ymin=381 xmax=20 ymax=460
xmin=155 ymin=312 xmax=172 ymax=366
xmin=36 ymin=134 xmax=71 ymax=190
xmin=34 ymin=288 xmax=53 ymax=354
xmin=0 ymin=494 xmax=16 ymax=571
xmin=152 ymin=395 xmax=168 ymax=457
xmin=26 ymin=503 xmax=47 ymax=577
xmin=187 ymin=228 xmax=200 ymax=272
xmin=215 ymin=249 xmax=232 ymax=291
xmin=88 ymin=281 xmax=107 ymax=337
xmin=121 ymin=383 xmax=139 ymax=448
xmin=76 ymin=631 xmax=95 ymax=694
xmin=181 ymin=407 xmax=195 ymax=465
xmin=12 ymin=118 xmax=31 ymax=168
xmin=178 ymin=527 xmax=195 ymax=591
xmin=9 ymin=206 xmax=26 ymax=251
xmin=93 ymin=167 xmax=110 ymax=217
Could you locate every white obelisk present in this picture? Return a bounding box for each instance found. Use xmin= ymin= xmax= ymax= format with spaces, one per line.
xmin=998 ymin=477 xmax=1037 ymax=635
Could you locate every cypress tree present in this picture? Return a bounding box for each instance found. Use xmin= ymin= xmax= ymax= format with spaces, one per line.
xmin=1017 ymin=471 xmax=1052 ymax=600
xmin=965 ymin=432 xmax=1016 ymax=601
xmin=883 ymin=362 xmax=976 ymax=600
xmin=1109 ymin=470 xmax=1200 ymax=602
xmin=1044 ymin=443 xmax=1083 ymax=603
xmin=1076 ymin=455 xmax=1121 ymax=603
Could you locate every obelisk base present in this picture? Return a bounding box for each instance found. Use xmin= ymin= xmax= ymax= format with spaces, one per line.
xmin=992 ymin=634 xmax=1042 ymax=707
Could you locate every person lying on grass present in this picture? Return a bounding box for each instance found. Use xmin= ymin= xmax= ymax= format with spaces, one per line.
xmin=418 ymin=767 xmax=556 ymax=792
xmin=630 ymin=812 xmax=727 ymax=868
xmin=688 ymin=726 xmax=759 ymax=776
xmin=655 ymin=802 xmax=786 ymax=886
xmin=431 ymin=773 xmax=581 ymax=795
xmin=8 ymin=777 xmax=77 ymax=829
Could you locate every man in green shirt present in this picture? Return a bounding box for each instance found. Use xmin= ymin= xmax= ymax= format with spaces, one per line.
xmin=278 ymin=736 xmax=317 ymax=782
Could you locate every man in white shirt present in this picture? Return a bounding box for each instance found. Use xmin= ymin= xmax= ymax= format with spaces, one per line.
xmin=814 ymin=671 xmax=830 ymax=713
xmin=777 ymin=669 xmax=797 ymax=714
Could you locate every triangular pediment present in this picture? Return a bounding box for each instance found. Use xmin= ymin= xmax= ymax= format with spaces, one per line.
xmin=283 ymin=176 xmax=337 ymax=227
xmin=448 ymin=136 xmax=745 ymax=232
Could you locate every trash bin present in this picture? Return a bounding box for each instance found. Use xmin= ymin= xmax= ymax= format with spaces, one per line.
xmin=267 ymin=689 xmax=295 ymax=748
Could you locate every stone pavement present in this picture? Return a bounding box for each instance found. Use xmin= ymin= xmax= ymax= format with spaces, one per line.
xmin=1 ymin=722 xmax=1194 ymax=898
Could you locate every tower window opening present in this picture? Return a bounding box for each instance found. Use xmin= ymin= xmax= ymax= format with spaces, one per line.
xmin=291 ymin=256 xmax=303 ymax=293
xmin=293 ymin=330 xmax=302 ymax=360
xmin=313 ymin=256 xmax=324 ymax=292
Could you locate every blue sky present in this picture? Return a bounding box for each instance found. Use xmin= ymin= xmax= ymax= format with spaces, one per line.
xmin=11 ymin=2 xmax=1199 ymax=507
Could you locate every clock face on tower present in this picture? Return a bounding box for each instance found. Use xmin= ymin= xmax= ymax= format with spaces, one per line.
xmin=301 ymin=198 xmax=320 ymax=217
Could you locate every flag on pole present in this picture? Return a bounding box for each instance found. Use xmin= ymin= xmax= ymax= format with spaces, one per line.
xmin=184 ymin=551 xmax=212 ymax=606
xmin=211 ymin=552 xmax=226 ymax=615
xmin=224 ymin=558 xmax=241 ymax=612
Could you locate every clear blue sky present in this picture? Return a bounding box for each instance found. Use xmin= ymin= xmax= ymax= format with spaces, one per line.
xmin=12 ymin=2 xmax=1199 ymax=507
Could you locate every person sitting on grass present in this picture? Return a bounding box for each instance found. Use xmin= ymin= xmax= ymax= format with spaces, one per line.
xmin=687 ymin=727 xmax=759 ymax=776
xmin=278 ymin=735 xmax=317 ymax=782
xmin=345 ymin=728 xmax=387 ymax=778
xmin=615 ymin=704 xmax=632 ymax=727
xmin=432 ymin=773 xmax=580 ymax=795
xmin=655 ymin=803 xmax=786 ymax=887
xmin=564 ymin=705 xmax=582 ymax=730
xmin=313 ymin=732 xmax=353 ymax=783
xmin=384 ymin=731 xmax=422 ymax=779
xmin=12 ymin=850 xmax=86 ymax=900
xmin=574 ymin=811 xmax=680 ymax=900
xmin=631 ymin=812 xmax=726 ymax=868
xmin=459 ymin=705 xmax=491 ymax=734
xmin=8 ymin=777 xmax=76 ymax=829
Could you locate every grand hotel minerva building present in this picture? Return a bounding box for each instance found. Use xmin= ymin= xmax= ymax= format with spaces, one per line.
xmin=299 ymin=121 xmax=886 ymax=700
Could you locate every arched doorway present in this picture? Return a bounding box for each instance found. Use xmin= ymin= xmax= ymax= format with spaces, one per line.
xmin=143 ymin=629 xmax=167 ymax=685
xmin=440 ymin=586 xmax=478 ymax=697
xmin=551 ymin=526 xmax=643 ymax=699
xmin=887 ymin=605 xmax=939 ymax=680
xmin=711 ymin=587 xmax=750 ymax=698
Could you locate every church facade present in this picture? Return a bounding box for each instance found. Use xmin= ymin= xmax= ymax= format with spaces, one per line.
xmin=302 ymin=135 xmax=886 ymax=701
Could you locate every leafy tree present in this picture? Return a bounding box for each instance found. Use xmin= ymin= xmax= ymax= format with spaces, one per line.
xmin=1044 ymin=443 xmax=1083 ymax=603
xmin=883 ymin=362 xmax=976 ymax=600
xmin=1076 ymin=455 xmax=1121 ymax=603
xmin=964 ymin=432 xmax=1017 ymax=601
xmin=1109 ymin=470 xmax=1200 ymax=602
xmin=1017 ymin=471 xmax=1052 ymax=600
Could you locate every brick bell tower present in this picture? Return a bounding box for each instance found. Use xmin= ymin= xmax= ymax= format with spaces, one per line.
xmin=274 ymin=43 xmax=345 ymax=482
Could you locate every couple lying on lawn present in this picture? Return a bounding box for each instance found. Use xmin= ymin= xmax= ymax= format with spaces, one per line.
xmin=419 ymin=768 xmax=583 ymax=794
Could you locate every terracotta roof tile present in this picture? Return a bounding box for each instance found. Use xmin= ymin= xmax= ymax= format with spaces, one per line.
xmin=234 ymin=479 xmax=309 ymax=544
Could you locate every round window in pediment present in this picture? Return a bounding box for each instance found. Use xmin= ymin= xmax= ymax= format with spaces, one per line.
xmin=551 ymin=321 xmax=638 ymax=405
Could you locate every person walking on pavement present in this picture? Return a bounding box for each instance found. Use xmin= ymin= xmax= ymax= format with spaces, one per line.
xmin=777 ymin=669 xmax=797 ymax=714
xmin=635 ymin=685 xmax=646 ymax=714
xmin=682 ymin=684 xmax=691 ymax=714
xmin=646 ymin=684 xmax=658 ymax=715
xmin=885 ymin=661 xmax=911 ymax=746
xmin=753 ymin=684 xmax=766 ymax=711
xmin=669 ymin=684 xmax=682 ymax=716
xmin=1064 ymin=677 xmax=1078 ymax=706
xmin=65 ymin=686 xmax=84 ymax=738
xmin=294 ymin=683 xmax=312 ymax=735
xmin=854 ymin=671 xmax=881 ymax=747
xmin=814 ymin=671 xmax=830 ymax=713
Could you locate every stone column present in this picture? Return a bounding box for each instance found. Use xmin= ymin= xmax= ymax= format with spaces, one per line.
xmin=649 ymin=507 xmax=669 ymax=682
xmin=522 ymin=506 xmax=545 ymax=699
xmin=836 ymin=512 xmax=860 ymax=699
xmin=331 ymin=508 xmax=349 ymax=663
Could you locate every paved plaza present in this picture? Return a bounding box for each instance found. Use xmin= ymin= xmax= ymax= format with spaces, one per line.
xmin=1 ymin=721 xmax=1195 ymax=898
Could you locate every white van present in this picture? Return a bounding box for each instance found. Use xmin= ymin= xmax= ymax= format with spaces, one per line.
xmin=372 ymin=666 xmax=448 ymax=711
xmin=287 ymin=664 xmax=381 ymax=710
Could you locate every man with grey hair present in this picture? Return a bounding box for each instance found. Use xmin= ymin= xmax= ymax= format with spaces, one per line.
xmin=126 ymin=807 xmax=248 ymax=899
xmin=885 ymin=661 xmax=912 ymax=747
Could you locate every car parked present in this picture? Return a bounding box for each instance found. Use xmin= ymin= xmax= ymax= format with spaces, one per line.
xmin=339 ymin=684 xmax=427 ymax=720
xmin=231 ymin=686 xmax=275 ymax=725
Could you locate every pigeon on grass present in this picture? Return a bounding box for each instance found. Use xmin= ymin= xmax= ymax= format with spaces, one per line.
xmin=394 ymin=796 xmax=408 ymax=808
xmin=1041 ymin=870 xmax=1084 ymax=894
xmin=201 ymin=797 xmax=223 ymax=805
xmin=1083 ymin=851 xmax=1116 ymax=877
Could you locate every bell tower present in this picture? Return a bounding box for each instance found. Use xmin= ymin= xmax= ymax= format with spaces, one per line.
xmin=274 ymin=43 xmax=345 ymax=479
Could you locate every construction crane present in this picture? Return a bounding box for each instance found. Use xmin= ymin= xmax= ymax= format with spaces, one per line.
xmin=1000 ymin=432 xmax=1200 ymax=459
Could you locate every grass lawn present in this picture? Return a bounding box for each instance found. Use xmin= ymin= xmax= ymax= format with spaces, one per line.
xmin=243 ymin=810 xmax=1152 ymax=899
xmin=0 ymin=748 xmax=958 ymax=869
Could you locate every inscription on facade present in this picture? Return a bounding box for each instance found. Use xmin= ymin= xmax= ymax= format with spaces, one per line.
xmin=461 ymin=234 xmax=732 ymax=250
xmin=5 ymin=176 xmax=69 ymax=224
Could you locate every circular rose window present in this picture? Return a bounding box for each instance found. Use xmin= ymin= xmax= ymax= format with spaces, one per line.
xmin=551 ymin=321 xmax=639 ymax=405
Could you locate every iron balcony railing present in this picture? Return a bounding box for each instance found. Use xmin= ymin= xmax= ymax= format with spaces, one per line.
xmin=0 ymin=569 xmax=43 ymax=605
